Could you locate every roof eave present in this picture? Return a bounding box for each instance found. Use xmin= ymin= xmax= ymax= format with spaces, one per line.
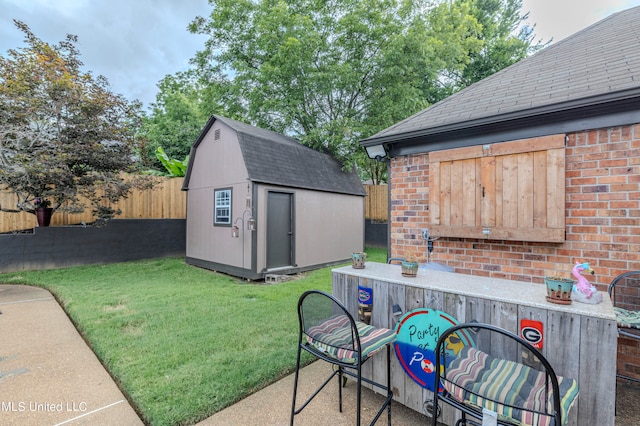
xmin=360 ymin=87 xmax=640 ymax=149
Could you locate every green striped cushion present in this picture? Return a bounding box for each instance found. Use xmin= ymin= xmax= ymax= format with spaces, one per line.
xmin=444 ymin=346 xmax=579 ymax=426
xmin=305 ymin=315 xmax=396 ymax=363
xmin=614 ymin=307 xmax=640 ymax=329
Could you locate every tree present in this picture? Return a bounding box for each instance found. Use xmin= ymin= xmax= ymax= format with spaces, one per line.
xmin=189 ymin=0 xmax=542 ymax=184
xmin=138 ymin=69 xmax=245 ymax=172
xmin=138 ymin=71 xmax=207 ymax=171
xmin=441 ymin=0 xmax=545 ymax=93
xmin=0 ymin=20 xmax=150 ymax=222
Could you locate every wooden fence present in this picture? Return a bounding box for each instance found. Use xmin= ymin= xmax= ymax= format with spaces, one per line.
xmin=0 ymin=177 xmax=186 ymax=233
xmin=1 ymin=180 xmax=386 ymax=233
xmin=364 ymin=184 xmax=388 ymax=221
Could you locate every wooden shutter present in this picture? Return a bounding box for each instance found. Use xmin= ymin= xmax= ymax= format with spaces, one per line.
xmin=429 ymin=135 xmax=565 ymax=242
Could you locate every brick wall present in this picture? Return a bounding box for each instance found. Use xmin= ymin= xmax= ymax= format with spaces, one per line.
xmin=389 ymin=123 xmax=640 ymax=379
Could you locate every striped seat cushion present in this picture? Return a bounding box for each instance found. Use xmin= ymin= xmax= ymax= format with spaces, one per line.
xmin=443 ymin=346 xmax=579 ymax=426
xmin=305 ymin=315 xmax=395 ymax=363
xmin=614 ymin=307 xmax=640 ymax=329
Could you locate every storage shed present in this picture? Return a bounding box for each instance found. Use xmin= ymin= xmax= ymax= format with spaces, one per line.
xmin=360 ymin=6 xmax=640 ymax=380
xmin=182 ymin=115 xmax=366 ymax=280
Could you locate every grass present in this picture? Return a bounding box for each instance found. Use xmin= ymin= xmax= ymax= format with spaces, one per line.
xmin=0 ymin=247 xmax=387 ymax=425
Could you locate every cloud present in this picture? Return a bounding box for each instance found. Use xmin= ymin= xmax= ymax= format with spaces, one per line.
xmin=0 ymin=0 xmax=210 ymax=109
xmin=521 ymin=0 xmax=640 ymax=44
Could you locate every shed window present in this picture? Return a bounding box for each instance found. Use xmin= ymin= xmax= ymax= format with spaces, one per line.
xmin=214 ymin=188 xmax=231 ymax=225
xmin=429 ymin=134 xmax=566 ymax=242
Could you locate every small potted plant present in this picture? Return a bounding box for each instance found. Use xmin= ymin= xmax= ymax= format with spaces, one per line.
xmin=401 ymin=249 xmax=423 ymax=277
xmin=544 ymin=273 xmax=574 ymax=305
xmin=352 ymin=252 xmax=367 ymax=269
xmin=34 ymin=198 xmax=53 ymax=227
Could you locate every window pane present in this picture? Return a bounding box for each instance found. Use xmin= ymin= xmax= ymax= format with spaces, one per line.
xmin=214 ymin=189 xmax=231 ymax=224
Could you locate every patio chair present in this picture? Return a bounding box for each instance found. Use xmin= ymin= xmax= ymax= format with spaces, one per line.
xmin=608 ymin=271 xmax=640 ymax=382
xmin=290 ymin=290 xmax=396 ymax=426
xmin=431 ymin=323 xmax=579 ymax=426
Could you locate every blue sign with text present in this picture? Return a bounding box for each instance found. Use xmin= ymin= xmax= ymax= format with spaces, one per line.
xmin=394 ymin=308 xmax=474 ymax=392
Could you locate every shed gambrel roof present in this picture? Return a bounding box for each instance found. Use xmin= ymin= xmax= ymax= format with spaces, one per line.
xmin=183 ymin=115 xmax=366 ymax=196
xmin=361 ymin=6 xmax=640 ymax=155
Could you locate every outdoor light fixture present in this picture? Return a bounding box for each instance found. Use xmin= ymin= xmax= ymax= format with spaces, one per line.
xmin=247 ymin=217 xmax=256 ymax=231
xmin=365 ymin=144 xmax=389 ymax=162
xmin=231 ymin=225 xmax=239 ymax=238
xmin=365 ymin=144 xmax=386 ymax=159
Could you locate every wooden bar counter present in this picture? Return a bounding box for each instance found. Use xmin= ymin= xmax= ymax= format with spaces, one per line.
xmin=332 ymin=262 xmax=617 ymax=426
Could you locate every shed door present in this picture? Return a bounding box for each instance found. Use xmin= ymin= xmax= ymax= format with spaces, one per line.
xmin=266 ymin=191 xmax=294 ymax=269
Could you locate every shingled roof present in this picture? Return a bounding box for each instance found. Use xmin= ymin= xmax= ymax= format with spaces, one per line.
xmin=183 ymin=115 xmax=365 ymax=196
xmin=361 ymin=6 xmax=640 ymax=153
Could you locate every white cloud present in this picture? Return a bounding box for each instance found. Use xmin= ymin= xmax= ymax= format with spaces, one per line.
xmin=521 ymin=0 xmax=640 ymax=44
xmin=0 ymin=0 xmax=210 ymax=109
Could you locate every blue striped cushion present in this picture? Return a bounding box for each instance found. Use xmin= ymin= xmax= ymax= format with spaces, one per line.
xmin=614 ymin=306 xmax=640 ymax=329
xmin=444 ymin=346 xmax=579 ymax=426
xmin=305 ymin=315 xmax=395 ymax=363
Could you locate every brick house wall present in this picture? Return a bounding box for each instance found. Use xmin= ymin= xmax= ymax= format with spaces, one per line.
xmin=389 ymin=123 xmax=640 ymax=379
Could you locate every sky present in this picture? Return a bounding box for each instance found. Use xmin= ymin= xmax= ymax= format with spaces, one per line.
xmin=1 ymin=0 xmax=639 ymax=111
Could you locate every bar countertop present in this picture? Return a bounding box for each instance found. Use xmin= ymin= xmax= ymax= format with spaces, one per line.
xmin=333 ymin=262 xmax=615 ymax=321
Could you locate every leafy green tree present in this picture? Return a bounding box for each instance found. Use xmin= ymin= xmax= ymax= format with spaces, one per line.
xmin=138 ymin=69 xmax=244 ymax=171
xmin=138 ymin=71 xmax=206 ymax=170
xmin=0 ymin=20 xmax=150 ymax=222
xmin=443 ymin=0 xmax=545 ymax=92
xmin=189 ymin=0 xmax=542 ymax=184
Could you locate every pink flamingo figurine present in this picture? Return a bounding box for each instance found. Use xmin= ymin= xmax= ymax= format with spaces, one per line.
xmin=571 ymin=262 xmax=602 ymax=304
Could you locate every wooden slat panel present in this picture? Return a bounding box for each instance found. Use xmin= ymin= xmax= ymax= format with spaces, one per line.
xmin=533 ymin=151 xmax=548 ymax=228
xmin=431 ymin=216 xmax=565 ymax=242
xmin=371 ymin=279 xmax=390 ymax=394
xmin=429 ymin=225 xmax=486 ymax=239
xmin=483 ymin=227 xmax=565 ymax=242
xmin=387 ymin=282 xmax=406 ymax=405
xmin=547 ymin=148 xmax=565 ymax=229
xmin=462 ymin=159 xmax=477 ymax=227
xmin=501 ymin=154 xmax=519 ymax=228
xmin=481 ymin=156 xmax=496 ymax=227
xmin=517 ymin=152 xmax=534 ymax=228
xmin=429 ymin=144 xmax=483 ymax=163
xmin=489 ymin=134 xmax=565 ymax=155
xmin=490 ymin=300 xmax=518 ymax=361
xmin=544 ymin=308 xmax=580 ymax=424
xmin=450 ymin=161 xmax=464 ymax=226
xmin=429 ymin=162 xmax=441 ymax=226
xmin=364 ymin=184 xmax=388 ymax=221
xmin=428 ymin=135 xmax=566 ymax=243
xmin=403 ymin=286 xmax=429 ymax=416
xmin=495 ymin=156 xmax=504 ymax=228
xmin=577 ymin=316 xmax=617 ymax=426
xmin=475 ymin=158 xmax=482 ymax=228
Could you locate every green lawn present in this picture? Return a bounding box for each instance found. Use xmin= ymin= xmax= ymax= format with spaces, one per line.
xmin=0 ymin=247 xmax=387 ymax=425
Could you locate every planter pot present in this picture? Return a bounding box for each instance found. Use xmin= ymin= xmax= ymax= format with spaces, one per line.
xmin=352 ymin=252 xmax=367 ymax=269
xmin=36 ymin=207 xmax=53 ymax=227
xmin=401 ymin=261 xmax=419 ymax=277
xmin=544 ymin=276 xmax=574 ymax=305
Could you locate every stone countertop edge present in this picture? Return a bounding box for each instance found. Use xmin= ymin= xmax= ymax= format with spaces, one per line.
xmin=333 ymin=262 xmax=616 ymax=321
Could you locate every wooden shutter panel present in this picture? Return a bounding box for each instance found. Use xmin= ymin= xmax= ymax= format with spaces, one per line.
xmin=429 ymin=135 xmax=565 ymax=242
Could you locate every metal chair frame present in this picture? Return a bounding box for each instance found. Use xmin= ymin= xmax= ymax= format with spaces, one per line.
xmin=608 ymin=270 xmax=640 ymax=383
xmin=431 ymin=323 xmax=564 ymax=426
xmin=290 ymin=290 xmax=393 ymax=426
